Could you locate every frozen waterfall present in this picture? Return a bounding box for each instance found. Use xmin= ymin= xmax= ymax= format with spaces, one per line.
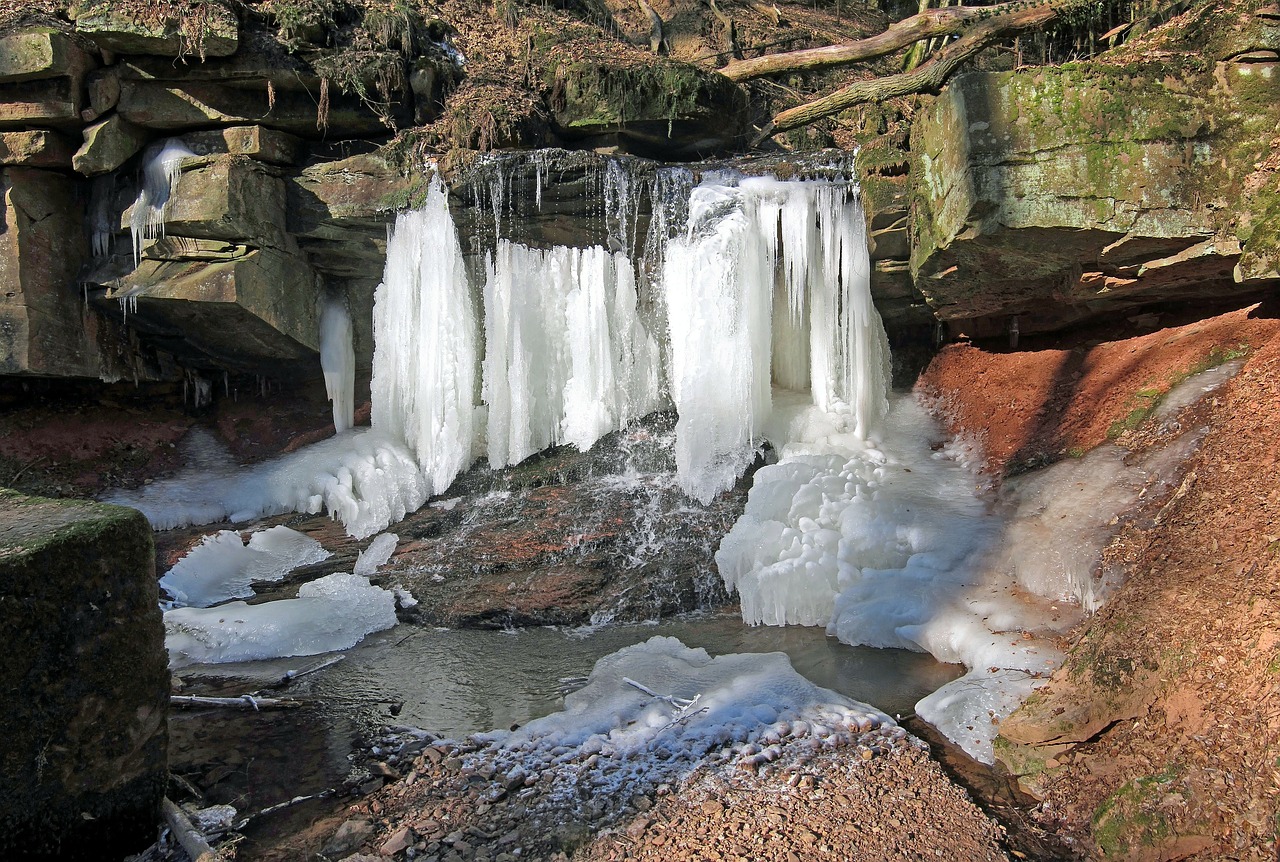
xmin=108 ymin=164 xmax=890 ymax=540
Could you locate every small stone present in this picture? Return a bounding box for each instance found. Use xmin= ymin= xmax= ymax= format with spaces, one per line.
xmin=324 ymin=818 xmax=375 ymax=857
xmin=1045 ymin=758 xmax=1061 ymax=769
xmin=380 ymin=825 xmax=414 ymax=856
xmin=626 ymin=817 xmax=650 ymax=839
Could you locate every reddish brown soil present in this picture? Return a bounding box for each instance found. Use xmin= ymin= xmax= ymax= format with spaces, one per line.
xmin=922 ymin=301 xmax=1280 ymax=860
xmin=918 ymin=304 xmax=1280 ymax=476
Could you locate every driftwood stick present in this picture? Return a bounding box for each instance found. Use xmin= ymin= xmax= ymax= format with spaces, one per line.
xmin=170 ymin=695 xmax=302 ymax=710
xmin=276 ymin=654 xmax=345 ymax=687
xmin=162 ymin=798 xmax=218 ymax=862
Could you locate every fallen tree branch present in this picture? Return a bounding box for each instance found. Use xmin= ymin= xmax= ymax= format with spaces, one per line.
xmin=753 ymin=4 xmax=1058 ymax=144
xmin=162 ymin=798 xmax=218 ymax=862
xmin=719 ymin=3 xmax=994 ymax=81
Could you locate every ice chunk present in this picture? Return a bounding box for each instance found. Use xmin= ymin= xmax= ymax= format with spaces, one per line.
xmin=160 ymin=525 xmax=330 ymax=608
xmin=354 ymin=532 xmax=398 ymax=576
xmin=472 ymin=636 xmax=897 ymax=797
xmin=164 ymin=573 xmax=397 ymax=667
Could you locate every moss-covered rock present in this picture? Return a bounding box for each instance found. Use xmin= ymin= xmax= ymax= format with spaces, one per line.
xmin=543 ymin=53 xmax=747 ymax=158
xmin=0 ymin=490 xmax=167 ymax=859
xmin=909 ymin=2 xmax=1280 ymax=336
xmin=70 ymin=0 xmax=240 ymax=59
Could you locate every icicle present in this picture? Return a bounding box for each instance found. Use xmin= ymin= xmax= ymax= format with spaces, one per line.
xmin=130 ymin=139 xmax=196 ymax=265
xmin=319 ymin=298 xmax=356 ymax=433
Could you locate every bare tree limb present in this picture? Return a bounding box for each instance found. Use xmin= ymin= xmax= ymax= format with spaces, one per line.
xmin=751 ymin=2 xmax=1061 ymax=144
xmin=162 ymin=798 xmax=218 ymax=862
xmin=637 ymin=0 xmax=667 ymax=54
xmin=720 ymin=4 xmax=991 ymax=81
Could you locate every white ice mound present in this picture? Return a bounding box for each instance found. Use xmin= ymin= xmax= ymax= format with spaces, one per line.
xmin=164 ymin=573 xmax=397 ymax=667
xmin=160 ymin=525 xmax=330 ymax=608
xmin=718 ymin=396 xmax=1066 ymax=764
xmin=476 ymin=636 xmax=898 ymax=791
xmin=106 ymin=427 xmax=431 ymax=540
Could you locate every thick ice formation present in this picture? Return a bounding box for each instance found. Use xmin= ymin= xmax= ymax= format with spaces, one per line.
xmin=372 ymin=179 xmax=479 ymax=496
xmin=164 ymin=572 xmax=397 ymax=667
xmin=130 ymin=138 xmax=196 ymax=265
xmin=472 ymin=636 xmax=902 ymax=802
xmin=320 ymin=299 xmax=357 ymax=433
xmin=109 ymin=166 xmax=888 ymax=541
xmin=482 ymin=242 xmax=661 ymax=465
xmin=160 ymin=525 xmax=330 ymax=608
xmin=664 ymin=178 xmax=890 ymax=503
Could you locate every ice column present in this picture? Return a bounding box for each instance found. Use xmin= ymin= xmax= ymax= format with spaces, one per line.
xmin=663 ymin=177 xmax=890 ymax=503
xmin=482 ymin=242 xmax=661 ymax=466
xmin=371 ymin=177 xmax=479 ymax=495
xmin=319 ymin=299 xmax=356 ymax=433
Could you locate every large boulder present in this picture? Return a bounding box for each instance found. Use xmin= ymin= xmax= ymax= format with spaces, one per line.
xmin=542 ymin=54 xmax=748 ymax=158
xmin=0 ymin=490 xmax=167 ymax=860
xmin=0 ymin=168 xmax=103 ymax=377
xmin=98 ymin=247 xmax=320 ymax=374
xmin=0 ymin=130 xmax=77 ymax=167
xmin=910 ymin=6 xmax=1280 ymax=336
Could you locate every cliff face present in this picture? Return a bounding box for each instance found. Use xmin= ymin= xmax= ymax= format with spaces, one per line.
xmin=910 ymin=0 xmax=1280 ymax=337
xmin=2 ymin=1 xmax=1274 ymax=389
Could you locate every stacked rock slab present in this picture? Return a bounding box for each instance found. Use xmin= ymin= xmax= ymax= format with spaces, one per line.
xmin=910 ymin=1 xmax=1280 ymax=337
xmin=0 ymin=490 xmax=167 ymax=859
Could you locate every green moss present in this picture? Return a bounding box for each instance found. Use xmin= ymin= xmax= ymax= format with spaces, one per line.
xmin=1092 ymin=765 xmax=1192 ymax=857
xmin=542 ymin=47 xmax=743 ymax=133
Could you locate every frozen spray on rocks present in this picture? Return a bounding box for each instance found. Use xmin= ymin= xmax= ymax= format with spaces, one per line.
xmin=111 ymin=156 xmax=1075 ymax=758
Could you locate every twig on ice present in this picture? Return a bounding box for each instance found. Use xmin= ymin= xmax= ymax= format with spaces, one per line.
xmin=622 ymin=677 xmax=701 ymax=713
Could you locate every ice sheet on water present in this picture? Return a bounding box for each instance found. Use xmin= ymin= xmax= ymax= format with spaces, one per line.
xmin=470 ymin=636 xmax=901 ymax=802
xmin=164 ymin=572 xmax=397 ymax=667
xmin=160 ymin=525 xmax=330 ymax=608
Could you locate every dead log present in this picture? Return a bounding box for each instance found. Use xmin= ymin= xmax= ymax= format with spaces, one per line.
xmin=162 ymin=798 xmax=218 ymax=862
xmin=170 ymin=694 xmax=303 ymax=710
xmin=719 ymin=4 xmax=991 ymax=81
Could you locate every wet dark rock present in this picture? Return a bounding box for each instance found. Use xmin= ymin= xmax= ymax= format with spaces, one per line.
xmin=0 ymin=490 xmax=167 ymax=859
xmin=383 ymin=415 xmax=741 ymax=628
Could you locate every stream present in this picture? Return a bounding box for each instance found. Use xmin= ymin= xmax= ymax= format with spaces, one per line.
xmin=170 ymin=613 xmax=961 ymax=855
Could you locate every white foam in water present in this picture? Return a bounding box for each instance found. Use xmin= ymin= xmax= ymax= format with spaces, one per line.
xmin=472 ymin=636 xmax=900 ymax=799
xmin=355 ymin=532 xmax=399 ymax=576
xmin=164 ymin=572 xmax=397 ymax=667
xmin=160 ymin=525 xmax=330 ymax=608
xmin=319 ymin=299 xmax=356 ymax=434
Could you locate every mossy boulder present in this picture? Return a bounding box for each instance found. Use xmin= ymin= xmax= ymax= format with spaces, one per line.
xmin=544 ymin=55 xmax=747 ymax=158
xmin=70 ymin=0 xmax=240 ymax=58
xmin=0 ymin=490 xmax=167 ymax=859
xmin=909 ymin=2 xmax=1280 ymax=336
